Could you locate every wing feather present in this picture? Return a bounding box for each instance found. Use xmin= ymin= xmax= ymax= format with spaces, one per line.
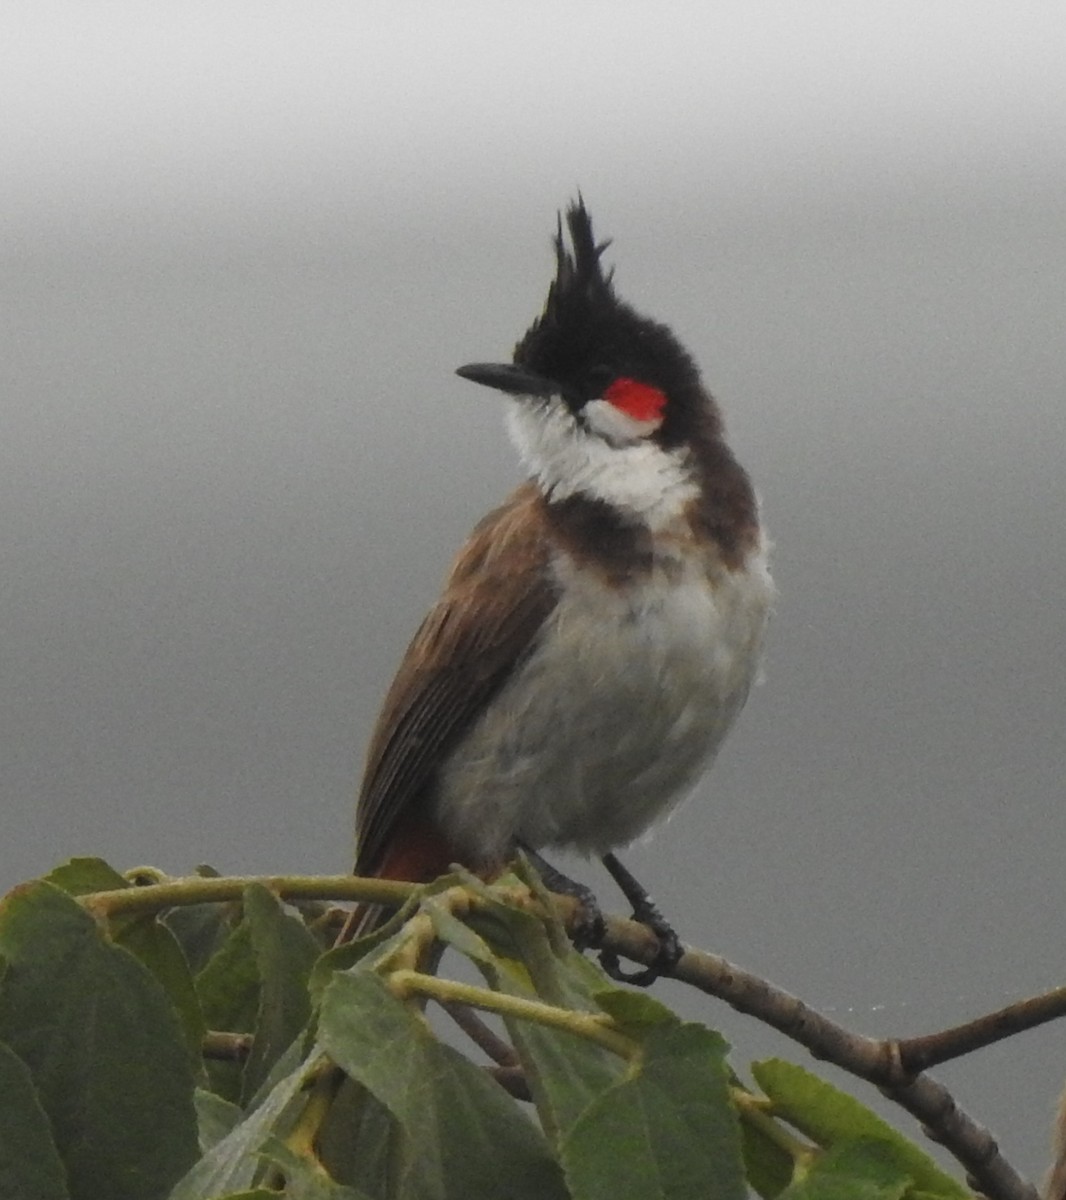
xmin=356 ymin=484 xmax=557 ymax=875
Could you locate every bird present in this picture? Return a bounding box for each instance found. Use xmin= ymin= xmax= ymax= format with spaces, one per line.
xmin=351 ymin=198 xmax=773 ymax=981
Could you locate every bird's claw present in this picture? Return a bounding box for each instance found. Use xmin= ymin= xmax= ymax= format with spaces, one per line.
xmin=598 ymin=851 xmax=684 ymax=987
xmin=518 ymin=845 xmax=683 ymax=986
xmin=518 ymin=844 xmax=606 ymax=948
xmin=598 ymin=893 xmax=683 ymax=987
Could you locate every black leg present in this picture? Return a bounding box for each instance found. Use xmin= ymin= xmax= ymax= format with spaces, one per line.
xmin=519 ymin=845 xmax=683 ymax=987
xmin=598 ymin=852 xmax=684 ymax=987
xmin=518 ymin=845 xmax=606 ymax=949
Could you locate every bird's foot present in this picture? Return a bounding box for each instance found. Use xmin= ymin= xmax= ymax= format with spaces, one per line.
xmin=518 ymin=845 xmax=606 ymax=949
xmin=518 ymin=846 xmax=682 ymax=986
xmin=598 ymin=852 xmax=684 ymax=987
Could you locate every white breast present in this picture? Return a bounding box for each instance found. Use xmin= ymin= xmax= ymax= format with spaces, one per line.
xmin=434 ymin=534 xmax=773 ymax=866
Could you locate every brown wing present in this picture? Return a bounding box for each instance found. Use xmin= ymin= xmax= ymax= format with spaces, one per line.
xmin=356 ymin=484 xmax=558 ymax=876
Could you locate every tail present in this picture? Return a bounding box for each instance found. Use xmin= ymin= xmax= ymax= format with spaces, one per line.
xmin=338 ymin=823 xmax=458 ymax=946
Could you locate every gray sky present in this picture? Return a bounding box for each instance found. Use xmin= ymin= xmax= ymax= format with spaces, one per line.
xmin=3 ymin=2 xmax=1065 ymax=1184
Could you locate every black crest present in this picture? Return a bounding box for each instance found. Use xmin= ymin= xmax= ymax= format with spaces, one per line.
xmin=545 ymin=199 xmax=616 ymax=319
xmin=513 ymin=199 xmax=617 ymax=382
xmin=512 ymin=199 xmax=704 ymax=431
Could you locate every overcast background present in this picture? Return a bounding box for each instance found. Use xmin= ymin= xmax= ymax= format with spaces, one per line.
xmin=3 ymin=1 xmax=1065 ymax=1185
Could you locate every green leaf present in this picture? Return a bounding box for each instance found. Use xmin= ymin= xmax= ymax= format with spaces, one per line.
xmin=0 ymin=881 xmax=199 ymax=1200
xmin=752 ymin=1061 xmax=970 ymax=1199
xmin=501 ymin=990 xmax=623 ymax=1147
xmin=779 ymin=1139 xmax=913 ymax=1200
xmin=592 ymin=985 xmax=679 ymax=1033
xmin=197 ymin=915 xmax=261 ymax=1032
xmin=195 ymin=1088 xmax=244 ymax=1152
xmin=43 ymin=857 xmax=129 ymax=896
xmin=261 ymin=1137 xmax=374 ymax=1199
xmin=318 ymin=969 xmax=568 ymax=1200
xmin=738 ymin=1109 xmax=796 ymax=1199
xmin=46 ymin=857 xmax=207 ymax=1060
xmin=307 ymin=885 xmax=435 ymax=1005
xmin=424 ymin=897 xmax=498 ymax=967
xmin=241 ymin=886 xmax=321 ymax=1101
xmin=308 ymin=926 xmax=396 ymax=1003
xmin=561 ymin=1023 xmax=747 ymax=1200
xmin=168 ymin=1057 xmax=312 ymax=1199
xmin=496 ymin=947 xmax=625 ymax=1146
xmin=197 ymin=916 xmax=262 ymax=1103
xmin=315 ymin=1075 xmax=396 ymax=1194
xmin=165 ymin=901 xmax=239 ymax=976
xmin=430 ymin=886 xmax=626 ymax=1145
xmin=0 ymin=1039 xmax=70 ymax=1200
xmin=111 ymin=913 xmax=206 ymax=1060
xmin=456 ymin=875 xmax=575 ymax=1002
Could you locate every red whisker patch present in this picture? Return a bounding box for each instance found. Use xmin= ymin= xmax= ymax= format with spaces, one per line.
xmin=603 ymin=377 xmax=668 ymax=423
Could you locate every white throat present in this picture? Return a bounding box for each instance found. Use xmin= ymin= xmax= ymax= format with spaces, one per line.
xmin=506 ymin=397 xmax=698 ymax=529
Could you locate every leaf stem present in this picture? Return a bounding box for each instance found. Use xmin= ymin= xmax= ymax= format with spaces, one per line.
xmin=285 ymin=1063 xmax=345 ymax=1163
xmin=730 ymin=1086 xmax=814 ymax=1167
xmin=388 ymin=968 xmax=638 ymax=1060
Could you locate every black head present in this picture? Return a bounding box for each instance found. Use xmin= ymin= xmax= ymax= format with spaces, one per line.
xmin=457 ymin=199 xmax=720 ymax=449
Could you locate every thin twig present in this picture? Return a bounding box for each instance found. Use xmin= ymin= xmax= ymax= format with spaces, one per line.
xmin=201 ymin=1030 xmax=253 ymax=1062
xmin=489 ymin=1065 xmax=533 ymax=1102
xmin=439 ymin=999 xmax=521 ymax=1069
xmin=897 ymin=988 xmax=1066 ymax=1074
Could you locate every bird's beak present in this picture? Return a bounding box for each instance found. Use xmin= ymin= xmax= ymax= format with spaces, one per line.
xmin=455 ymin=362 xmax=557 ymax=398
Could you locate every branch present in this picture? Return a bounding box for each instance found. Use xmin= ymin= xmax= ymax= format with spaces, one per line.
xmin=489 ymin=1065 xmax=534 ymax=1102
xmin=896 ymin=988 xmax=1066 ymax=1073
xmin=439 ymin=999 xmax=521 ymax=1069
xmin=581 ymin=906 xmax=1038 ymax=1200
xmin=77 ymin=871 xmax=1048 ymax=1199
xmin=201 ymin=1030 xmax=253 ymax=1062
xmin=81 ymin=873 xmax=413 ymax=919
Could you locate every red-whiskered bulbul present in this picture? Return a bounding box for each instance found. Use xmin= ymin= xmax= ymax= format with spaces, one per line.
xmin=352 ymin=199 xmax=773 ymax=980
